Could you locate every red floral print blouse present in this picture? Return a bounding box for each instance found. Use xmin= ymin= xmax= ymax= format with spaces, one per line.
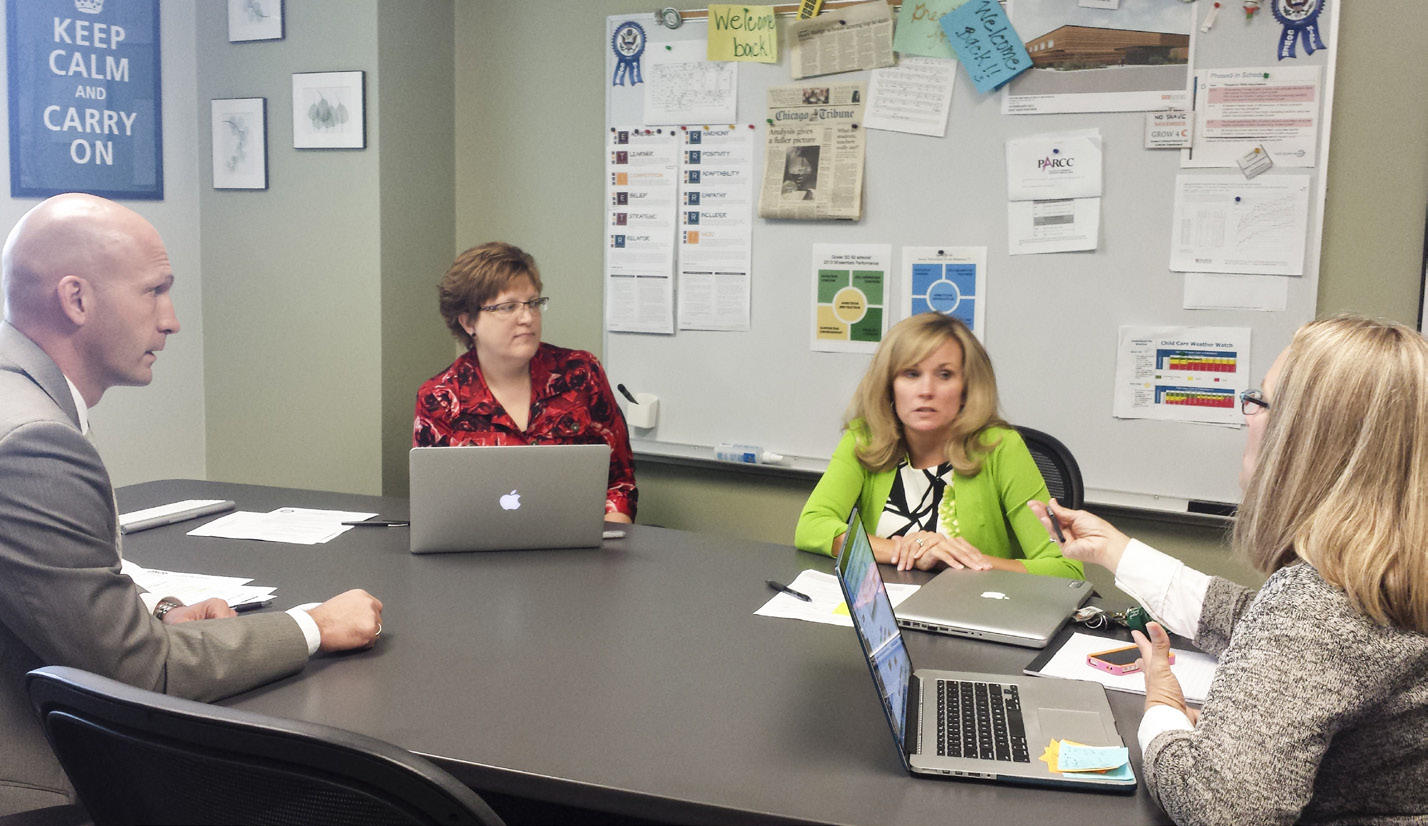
xmin=412 ymin=343 xmax=637 ymax=518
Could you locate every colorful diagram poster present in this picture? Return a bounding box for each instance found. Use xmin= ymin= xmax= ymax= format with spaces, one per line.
xmin=1113 ymin=326 xmax=1251 ymax=426
xmin=811 ymin=244 xmax=890 ymax=354
xmin=901 ymin=246 xmax=986 ymax=337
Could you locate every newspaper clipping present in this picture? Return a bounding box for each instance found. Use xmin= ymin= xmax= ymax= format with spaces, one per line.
xmin=758 ymin=83 xmax=866 ymax=221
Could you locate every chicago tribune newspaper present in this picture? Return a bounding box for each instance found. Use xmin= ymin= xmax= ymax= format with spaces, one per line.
xmin=758 ymin=83 xmax=866 ymax=221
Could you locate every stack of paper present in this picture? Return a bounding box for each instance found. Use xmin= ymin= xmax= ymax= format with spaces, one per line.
xmin=754 ymin=569 xmax=919 ymax=627
xmin=187 ymin=507 xmax=376 ymax=545
xmin=121 ymin=559 xmax=275 ymax=610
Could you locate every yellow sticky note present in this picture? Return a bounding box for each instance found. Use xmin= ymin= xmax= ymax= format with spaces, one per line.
xmin=708 ymin=5 xmax=778 ymax=63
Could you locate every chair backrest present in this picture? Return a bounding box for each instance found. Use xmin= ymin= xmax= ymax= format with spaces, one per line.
xmin=1014 ymin=426 xmax=1085 ymax=510
xmin=26 ymin=666 xmax=504 ymax=826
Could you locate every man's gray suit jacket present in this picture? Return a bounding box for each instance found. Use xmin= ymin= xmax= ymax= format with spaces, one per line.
xmin=0 ymin=321 xmax=310 ymax=815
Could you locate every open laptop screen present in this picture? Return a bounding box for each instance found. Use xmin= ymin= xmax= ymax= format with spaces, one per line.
xmin=836 ymin=509 xmax=913 ymax=752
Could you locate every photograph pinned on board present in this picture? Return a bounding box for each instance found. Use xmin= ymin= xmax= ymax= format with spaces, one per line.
xmin=228 ymin=0 xmax=283 ymax=43
xmin=211 ymin=97 xmax=267 ymax=190
xmin=292 ymin=71 xmax=366 ymax=149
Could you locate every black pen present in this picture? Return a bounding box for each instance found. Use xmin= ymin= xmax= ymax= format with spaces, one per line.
xmin=1045 ymin=501 xmax=1067 ymax=544
xmin=616 ymin=383 xmax=639 ymax=404
xmin=341 ymin=519 xmax=410 ymax=527
xmin=766 ymin=579 xmax=811 ymax=602
xmin=233 ymin=598 xmax=273 ymax=613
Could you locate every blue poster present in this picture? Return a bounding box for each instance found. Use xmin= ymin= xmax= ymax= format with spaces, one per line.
xmin=7 ymin=0 xmax=163 ymax=200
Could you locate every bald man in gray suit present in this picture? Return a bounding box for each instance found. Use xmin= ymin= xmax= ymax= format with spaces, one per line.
xmin=0 ymin=194 xmax=385 ymax=816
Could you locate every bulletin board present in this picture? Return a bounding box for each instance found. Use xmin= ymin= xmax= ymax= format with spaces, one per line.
xmin=603 ymin=1 xmax=1339 ymax=512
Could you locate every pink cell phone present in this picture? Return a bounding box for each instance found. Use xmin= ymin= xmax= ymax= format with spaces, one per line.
xmin=1087 ymin=644 xmax=1174 ymax=676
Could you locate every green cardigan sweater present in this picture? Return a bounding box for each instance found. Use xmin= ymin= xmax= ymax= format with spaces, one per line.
xmin=794 ymin=424 xmax=1083 ymax=579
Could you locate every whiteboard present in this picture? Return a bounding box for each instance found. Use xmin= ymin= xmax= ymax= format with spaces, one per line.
xmin=604 ymin=3 xmax=1338 ymax=511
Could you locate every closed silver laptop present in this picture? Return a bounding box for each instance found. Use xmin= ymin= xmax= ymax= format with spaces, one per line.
xmin=894 ymin=566 xmax=1092 ymax=648
xmin=835 ymin=509 xmax=1133 ymax=790
xmin=408 ymin=444 xmax=610 ymax=553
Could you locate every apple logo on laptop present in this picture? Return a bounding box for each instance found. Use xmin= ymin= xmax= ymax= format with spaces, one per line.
xmin=980 ymin=591 xmax=1009 ymax=600
xmin=499 ymin=490 xmax=521 ymax=511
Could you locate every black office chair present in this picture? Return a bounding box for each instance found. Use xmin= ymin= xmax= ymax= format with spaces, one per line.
xmin=26 ymin=666 xmax=505 ymax=826
xmin=1014 ymin=426 xmax=1085 ymax=510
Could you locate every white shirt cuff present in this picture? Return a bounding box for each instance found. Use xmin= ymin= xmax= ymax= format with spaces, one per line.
xmin=1138 ymin=702 xmax=1195 ymax=754
xmin=1113 ymin=539 xmax=1212 ymax=639
xmin=287 ymin=605 xmax=322 ymax=656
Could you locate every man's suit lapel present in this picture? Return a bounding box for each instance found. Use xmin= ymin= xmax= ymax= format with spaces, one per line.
xmin=0 ymin=320 xmax=81 ymax=430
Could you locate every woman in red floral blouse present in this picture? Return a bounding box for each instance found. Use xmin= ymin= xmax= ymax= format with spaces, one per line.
xmin=413 ymin=242 xmax=637 ymax=522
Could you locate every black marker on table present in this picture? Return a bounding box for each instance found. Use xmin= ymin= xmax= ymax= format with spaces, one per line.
xmin=341 ymin=519 xmax=410 ymax=527
xmin=616 ymin=383 xmax=639 ymax=405
xmin=233 ymin=598 xmax=274 ymax=613
xmin=766 ymin=579 xmax=811 ymax=602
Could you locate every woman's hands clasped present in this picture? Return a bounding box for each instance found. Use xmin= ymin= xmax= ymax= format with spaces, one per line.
xmin=888 ymin=531 xmax=994 ymax=572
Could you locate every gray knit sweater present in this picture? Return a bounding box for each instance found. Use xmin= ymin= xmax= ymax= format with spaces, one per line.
xmin=1143 ymin=562 xmax=1428 ymax=825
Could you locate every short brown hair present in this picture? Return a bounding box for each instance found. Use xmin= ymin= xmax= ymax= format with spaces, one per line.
xmin=437 ymin=242 xmax=543 ymax=348
xmin=1234 ymin=314 xmax=1428 ymax=632
xmin=846 ymin=313 xmax=1007 ymax=475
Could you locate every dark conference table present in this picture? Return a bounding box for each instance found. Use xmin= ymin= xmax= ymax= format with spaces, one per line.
xmin=117 ymin=480 xmax=1171 ymax=826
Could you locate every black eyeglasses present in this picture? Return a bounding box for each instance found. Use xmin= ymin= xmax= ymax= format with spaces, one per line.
xmin=478 ymin=297 xmax=549 ymax=316
xmin=1239 ymin=388 xmax=1270 ymax=416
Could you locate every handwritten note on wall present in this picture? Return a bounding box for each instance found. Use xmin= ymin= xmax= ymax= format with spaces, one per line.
xmin=893 ymin=0 xmax=969 ymax=60
xmin=708 ymin=5 xmax=778 ymax=63
xmin=940 ymin=0 xmax=1031 ymax=93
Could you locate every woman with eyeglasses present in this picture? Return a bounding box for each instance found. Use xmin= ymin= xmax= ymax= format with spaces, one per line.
xmin=413 ymin=242 xmax=636 ymax=522
xmin=1031 ymin=315 xmax=1428 ymax=824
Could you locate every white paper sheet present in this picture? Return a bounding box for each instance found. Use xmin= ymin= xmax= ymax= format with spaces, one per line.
xmin=811 ymin=243 xmax=891 ymax=353
xmin=1183 ymin=272 xmax=1289 ymax=311
xmin=187 ymin=507 xmax=376 ymax=545
xmin=606 ymin=127 xmax=679 ymax=333
xmin=1007 ymin=197 xmax=1099 ymax=254
xmin=864 ymin=56 xmax=957 ymax=138
xmin=1183 ymin=66 xmax=1321 ymax=168
xmin=1168 ymin=174 xmax=1311 ymax=276
xmin=1005 ymin=129 xmax=1102 ymax=201
xmin=643 ymin=40 xmax=738 ymax=126
xmin=678 ymin=126 xmax=754 ymax=331
xmin=122 ymin=559 xmax=276 ymax=609
xmin=1113 ymin=325 xmax=1251 ymax=425
xmin=1027 ymin=631 xmax=1218 ymax=705
xmin=754 ymin=569 xmax=920 ymax=627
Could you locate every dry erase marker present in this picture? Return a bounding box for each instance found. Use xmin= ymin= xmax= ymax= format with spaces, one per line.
xmin=616 ymin=383 xmax=639 ymax=404
xmin=1045 ymin=502 xmax=1067 ymax=544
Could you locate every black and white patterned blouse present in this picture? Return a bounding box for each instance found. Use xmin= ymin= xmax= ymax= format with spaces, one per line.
xmin=875 ymin=458 xmax=959 ymax=539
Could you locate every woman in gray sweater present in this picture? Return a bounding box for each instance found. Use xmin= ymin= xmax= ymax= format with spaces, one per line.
xmin=1033 ymin=315 xmax=1428 ymax=825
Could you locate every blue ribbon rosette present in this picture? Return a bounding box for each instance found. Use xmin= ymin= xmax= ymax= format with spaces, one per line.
xmin=1271 ymin=0 xmax=1327 ymax=60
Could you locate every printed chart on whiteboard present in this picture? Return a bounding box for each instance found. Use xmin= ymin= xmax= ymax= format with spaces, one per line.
xmin=1113 ymin=326 xmax=1251 ymax=426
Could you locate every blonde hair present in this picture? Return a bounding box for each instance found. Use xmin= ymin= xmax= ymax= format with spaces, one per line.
xmin=1234 ymin=314 xmax=1428 ymax=632
xmin=437 ymin=242 xmax=543 ymax=348
xmin=846 ymin=313 xmax=1007 ymax=475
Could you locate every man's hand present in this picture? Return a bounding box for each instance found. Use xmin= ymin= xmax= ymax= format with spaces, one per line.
xmin=162 ymin=597 xmax=236 ymax=624
xmin=307 ymin=589 xmax=384 ymax=652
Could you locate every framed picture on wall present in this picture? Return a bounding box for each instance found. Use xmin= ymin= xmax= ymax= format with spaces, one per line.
xmin=228 ymin=0 xmax=284 ymax=43
xmin=211 ymin=98 xmax=267 ymax=190
xmin=292 ymin=71 xmax=366 ymax=149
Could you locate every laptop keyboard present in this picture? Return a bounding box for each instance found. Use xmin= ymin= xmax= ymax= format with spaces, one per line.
xmin=934 ymin=680 xmax=1030 ymax=763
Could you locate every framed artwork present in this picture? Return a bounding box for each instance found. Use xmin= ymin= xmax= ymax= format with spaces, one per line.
xmin=211 ymin=98 xmax=267 ymax=190
xmin=292 ymin=71 xmax=366 ymax=149
xmin=228 ymin=0 xmax=284 ymax=43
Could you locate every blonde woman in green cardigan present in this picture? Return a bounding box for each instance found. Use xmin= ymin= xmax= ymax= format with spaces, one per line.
xmin=795 ymin=313 xmax=1081 ymax=579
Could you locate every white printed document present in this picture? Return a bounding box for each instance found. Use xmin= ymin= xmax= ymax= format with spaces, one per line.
xmin=187 ymin=507 xmax=376 ymax=545
xmin=1169 ymin=174 xmax=1311 ymax=276
xmin=1026 ymin=631 xmax=1218 ymax=705
xmin=755 ymin=569 xmax=919 ymax=627
xmin=1113 ymin=325 xmax=1251 ymax=426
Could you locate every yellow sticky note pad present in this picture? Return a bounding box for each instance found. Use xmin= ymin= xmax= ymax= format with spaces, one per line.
xmin=708 ymin=5 xmax=778 ymax=63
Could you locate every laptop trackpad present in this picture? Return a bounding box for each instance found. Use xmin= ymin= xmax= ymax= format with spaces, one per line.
xmin=1034 ymin=709 xmax=1114 ymax=745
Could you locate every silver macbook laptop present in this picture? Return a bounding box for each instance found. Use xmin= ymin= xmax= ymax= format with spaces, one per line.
xmin=836 ymin=509 xmax=1134 ymax=790
xmin=894 ymin=564 xmax=1092 ymax=649
xmin=408 ymin=444 xmax=610 ymax=553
